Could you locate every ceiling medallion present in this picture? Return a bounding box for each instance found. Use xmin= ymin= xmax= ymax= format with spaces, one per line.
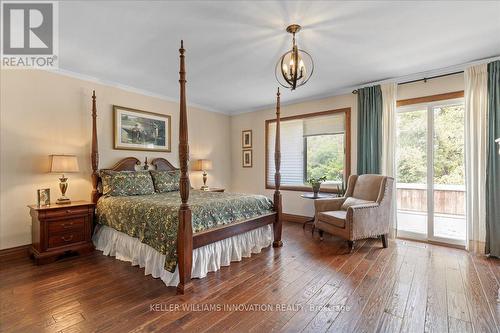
xmin=275 ymin=24 xmax=314 ymax=91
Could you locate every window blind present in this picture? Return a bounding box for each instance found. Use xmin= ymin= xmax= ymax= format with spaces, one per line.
xmin=303 ymin=113 xmax=345 ymax=137
xmin=267 ymin=119 xmax=304 ymax=186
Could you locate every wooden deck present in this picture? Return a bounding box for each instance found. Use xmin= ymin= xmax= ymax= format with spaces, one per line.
xmin=1 ymin=222 xmax=499 ymax=333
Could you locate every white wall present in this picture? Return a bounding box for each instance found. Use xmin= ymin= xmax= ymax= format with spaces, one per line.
xmin=0 ymin=69 xmax=232 ymax=249
xmin=230 ymin=73 xmax=464 ymax=217
xmin=397 ymin=73 xmax=464 ymax=100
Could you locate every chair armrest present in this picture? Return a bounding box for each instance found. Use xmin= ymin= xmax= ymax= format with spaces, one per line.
xmin=350 ymin=203 xmax=379 ymax=210
xmin=347 ymin=202 xmax=390 ymax=240
xmin=314 ymin=197 xmax=346 ymax=213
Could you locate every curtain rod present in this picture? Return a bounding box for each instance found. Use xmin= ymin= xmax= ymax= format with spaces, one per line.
xmin=352 ymin=70 xmax=464 ymax=94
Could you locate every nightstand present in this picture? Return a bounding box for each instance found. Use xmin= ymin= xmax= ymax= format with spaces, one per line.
xmin=28 ymin=200 xmax=95 ymax=264
xmin=205 ymin=187 xmax=225 ymax=193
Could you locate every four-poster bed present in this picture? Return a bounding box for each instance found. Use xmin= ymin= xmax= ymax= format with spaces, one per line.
xmin=90 ymin=41 xmax=283 ymax=294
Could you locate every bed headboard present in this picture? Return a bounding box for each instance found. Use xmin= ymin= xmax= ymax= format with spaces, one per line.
xmin=151 ymin=157 xmax=178 ymax=171
xmin=90 ymin=154 xmax=178 ymax=203
xmin=91 ymin=157 xmax=138 ymax=203
xmin=105 ymin=157 xmax=141 ymax=172
xmin=92 ymin=157 xmax=178 ymax=203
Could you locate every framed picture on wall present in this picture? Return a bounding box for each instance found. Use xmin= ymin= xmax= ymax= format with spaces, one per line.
xmin=242 ymin=130 xmax=252 ymax=148
xmin=37 ymin=188 xmax=50 ymax=207
xmin=113 ymin=105 xmax=171 ymax=152
xmin=242 ymin=149 xmax=253 ymax=168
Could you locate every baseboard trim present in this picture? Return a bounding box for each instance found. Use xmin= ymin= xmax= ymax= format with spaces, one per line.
xmin=283 ymin=213 xmax=312 ymax=224
xmin=0 ymin=244 xmax=31 ymax=261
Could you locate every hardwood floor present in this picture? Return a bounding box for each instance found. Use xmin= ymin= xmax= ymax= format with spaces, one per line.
xmin=1 ymin=222 xmax=499 ymax=333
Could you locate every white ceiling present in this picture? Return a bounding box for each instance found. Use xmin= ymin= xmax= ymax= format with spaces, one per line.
xmin=58 ymin=1 xmax=500 ymax=114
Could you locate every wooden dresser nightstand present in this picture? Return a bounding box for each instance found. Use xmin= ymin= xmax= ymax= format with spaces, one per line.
xmin=28 ymin=201 xmax=95 ymax=264
xmin=205 ymin=187 xmax=225 ymax=193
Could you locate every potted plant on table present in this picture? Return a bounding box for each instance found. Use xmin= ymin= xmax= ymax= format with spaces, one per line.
xmin=307 ymin=176 xmax=327 ymax=197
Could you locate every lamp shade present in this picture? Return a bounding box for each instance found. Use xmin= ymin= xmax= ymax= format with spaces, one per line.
xmin=193 ymin=159 xmax=213 ymax=171
xmin=50 ymin=155 xmax=79 ymax=173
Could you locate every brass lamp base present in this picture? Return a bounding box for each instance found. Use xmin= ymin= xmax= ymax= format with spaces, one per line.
xmin=56 ymin=197 xmax=71 ymax=205
xmin=56 ymin=174 xmax=71 ymax=204
xmin=200 ymin=171 xmax=209 ymax=191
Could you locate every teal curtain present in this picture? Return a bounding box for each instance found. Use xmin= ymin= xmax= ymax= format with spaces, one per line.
xmin=357 ymin=85 xmax=383 ymax=174
xmin=486 ymin=60 xmax=500 ymax=257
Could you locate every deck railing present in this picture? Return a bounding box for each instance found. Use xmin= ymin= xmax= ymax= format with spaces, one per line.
xmin=396 ymin=183 xmax=465 ymax=216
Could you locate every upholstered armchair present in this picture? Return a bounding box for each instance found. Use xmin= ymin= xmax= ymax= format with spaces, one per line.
xmin=314 ymin=174 xmax=394 ymax=251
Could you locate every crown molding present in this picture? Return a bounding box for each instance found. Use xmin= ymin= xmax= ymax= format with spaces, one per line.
xmin=45 ymin=68 xmax=229 ymax=115
xmin=230 ymin=54 xmax=500 ymax=116
xmin=38 ymin=54 xmax=500 ymax=117
xmin=352 ymin=54 xmax=500 ymax=90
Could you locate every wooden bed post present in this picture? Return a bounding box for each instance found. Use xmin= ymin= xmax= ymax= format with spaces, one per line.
xmin=91 ymin=90 xmax=99 ymax=204
xmin=177 ymin=40 xmax=193 ymax=294
xmin=273 ymin=88 xmax=283 ymax=247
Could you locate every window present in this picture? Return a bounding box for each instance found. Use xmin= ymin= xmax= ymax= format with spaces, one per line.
xmin=266 ymin=108 xmax=350 ymax=192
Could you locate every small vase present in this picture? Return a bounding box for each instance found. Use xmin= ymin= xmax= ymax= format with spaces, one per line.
xmin=312 ymin=183 xmax=321 ymax=197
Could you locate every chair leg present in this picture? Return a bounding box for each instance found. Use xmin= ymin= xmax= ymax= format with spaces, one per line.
xmin=381 ymin=234 xmax=388 ymax=248
xmin=318 ymin=229 xmax=323 ymax=240
xmin=347 ymin=240 xmax=354 ymax=252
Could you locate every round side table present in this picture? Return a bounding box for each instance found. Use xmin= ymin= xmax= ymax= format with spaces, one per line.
xmin=300 ymin=193 xmax=336 ymax=234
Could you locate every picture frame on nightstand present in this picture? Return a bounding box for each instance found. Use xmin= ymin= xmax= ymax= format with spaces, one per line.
xmin=37 ymin=188 xmax=50 ymax=207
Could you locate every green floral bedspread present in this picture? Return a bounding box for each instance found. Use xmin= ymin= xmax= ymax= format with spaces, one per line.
xmin=96 ymin=190 xmax=274 ymax=272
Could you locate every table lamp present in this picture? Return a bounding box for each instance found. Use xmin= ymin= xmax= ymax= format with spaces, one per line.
xmin=193 ymin=159 xmax=213 ymax=190
xmin=50 ymin=155 xmax=79 ymax=204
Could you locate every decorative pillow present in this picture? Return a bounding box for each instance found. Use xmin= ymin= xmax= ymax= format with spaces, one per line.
xmin=100 ymin=170 xmax=155 ymax=196
xmin=340 ymin=197 xmax=375 ymax=211
xmin=150 ymin=170 xmax=180 ymax=193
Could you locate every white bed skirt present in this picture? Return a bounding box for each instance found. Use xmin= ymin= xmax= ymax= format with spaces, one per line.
xmin=92 ymin=224 xmax=273 ymax=287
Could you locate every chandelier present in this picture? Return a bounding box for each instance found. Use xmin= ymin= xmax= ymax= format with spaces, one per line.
xmin=275 ymin=24 xmax=314 ymax=90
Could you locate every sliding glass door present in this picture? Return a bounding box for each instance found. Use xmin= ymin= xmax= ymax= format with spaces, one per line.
xmin=431 ymin=103 xmax=466 ymax=243
xmin=396 ymin=107 xmax=428 ymax=238
xmin=396 ymin=98 xmax=466 ymax=246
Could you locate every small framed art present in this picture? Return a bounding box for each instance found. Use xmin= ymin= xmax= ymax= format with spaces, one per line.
xmin=242 ymin=130 xmax=252 ymax=148
xmin=37 ymin=188 xmax=50 ymax=207
xmin=242 ymin=149 xmax=253 ymax=168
